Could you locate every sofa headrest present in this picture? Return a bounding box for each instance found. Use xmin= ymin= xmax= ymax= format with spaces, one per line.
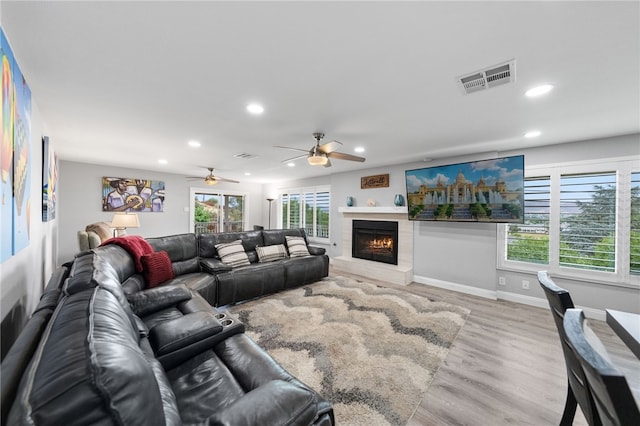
xmin=198 ymin=231 xmax=264 ymax=258
xmin=147 ymin=233 xmax=198 ymax=261
xmin=262 ymin=228 xmax=307 ymax=247
xmin=66 ymin=250 xmax=136 ymax=319
xmin=7 ymin=287 xmax=168 ymax=426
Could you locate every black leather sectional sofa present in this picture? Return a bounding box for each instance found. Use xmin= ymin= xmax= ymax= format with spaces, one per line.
xmin=1 ymin=228 xmax=333 ymax=425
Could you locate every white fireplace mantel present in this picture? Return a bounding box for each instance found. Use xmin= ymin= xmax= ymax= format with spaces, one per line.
xmin=338 ymin=206 xmax=408 ymax=215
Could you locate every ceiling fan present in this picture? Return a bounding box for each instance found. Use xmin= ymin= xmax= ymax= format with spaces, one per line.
xmin=185 ymin=167 xmax=239 ymax=185
xmin=275 ymin=132 xmax=366 ymax=167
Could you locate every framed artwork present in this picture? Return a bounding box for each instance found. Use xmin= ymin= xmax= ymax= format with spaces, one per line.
xmin=42 ymin=136 xmax=57 ymax=222
xmin=1 ymin=26 xmax=31 ymax=261
xmin=405 ymin=155 xmax=524 ymax=223
xmin=102 ymin=177 xmax=165 ymax=212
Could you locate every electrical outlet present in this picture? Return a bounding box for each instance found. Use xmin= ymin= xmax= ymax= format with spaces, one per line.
xmin=498 ymin=277 xmax=506 ymax=286
xmin=522 ymin=280 xmax=530 ymax=290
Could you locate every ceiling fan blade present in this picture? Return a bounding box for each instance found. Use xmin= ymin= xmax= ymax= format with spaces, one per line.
xmin=317 ymin=140 xmax=342 ymax=154
xmin=213 ymin=176 xmax=240 ymax=183
xmin=185 ymin=176 xmax=204 ymax=180
xmin=327 ymin=151 xmax=366 ymax=162
xmin=324 ymin=158 xmax=332 ymax=168
xmin=281 ymin=153 xmax=308 ymax=163
xmin=274 ymin=145 xmax=308 ymax=153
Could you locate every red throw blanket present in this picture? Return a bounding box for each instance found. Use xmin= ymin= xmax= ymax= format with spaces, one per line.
xmin=100 ymin=235 xmax=153 ymax=272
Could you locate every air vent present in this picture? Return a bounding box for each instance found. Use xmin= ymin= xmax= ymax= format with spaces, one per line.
xmin=233 ymin=153 xmax=258 ymax=160
xmin=457 ymin=59 xmax=515 ymax=95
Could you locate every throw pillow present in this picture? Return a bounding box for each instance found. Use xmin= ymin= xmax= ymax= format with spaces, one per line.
xmin=141 ymin=251 xmax=175 ymax=288
xmin=215 ymin=240 xmax=251 ymax=268
xmin=256 ymin=244 xmax=288 ymax=263
xmin=285 ymin=236 xmax=310 ymax=258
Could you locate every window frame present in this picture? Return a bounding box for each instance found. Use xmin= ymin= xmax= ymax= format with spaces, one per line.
xmin=278 ymin=185 xmax=330 ymax=243
xmin=188 ymin=187 xmax=249 ymax=233
xmin=497 ymin=157 xmax=639 ymax=288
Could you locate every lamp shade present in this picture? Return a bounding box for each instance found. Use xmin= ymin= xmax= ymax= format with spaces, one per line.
xmin=111 ymin=212 xmax=140 ymax=229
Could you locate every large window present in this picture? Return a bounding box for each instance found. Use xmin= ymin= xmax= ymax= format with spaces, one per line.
xmin=498 ymin=159 xmax=639 ymax=286
xmin=280 ymin=186 xmax=330 ymax=241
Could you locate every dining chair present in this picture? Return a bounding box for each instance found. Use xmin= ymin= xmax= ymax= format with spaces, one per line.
xmin=537 ymin=271 xmax=600 ymax=425
xmin=563 ymin=308 xmax=640 ymax=426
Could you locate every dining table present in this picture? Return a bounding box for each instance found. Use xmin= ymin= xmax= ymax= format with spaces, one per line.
xmin=606 ymin=309 xmax=640 ymax=359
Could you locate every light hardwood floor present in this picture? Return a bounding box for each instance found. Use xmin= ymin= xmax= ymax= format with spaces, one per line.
xmin=331 ymin=268 xmax=640 ymax=426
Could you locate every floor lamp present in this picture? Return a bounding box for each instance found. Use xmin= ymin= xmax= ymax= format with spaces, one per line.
xmin=266 ymin=198 xmax=274 ymax=229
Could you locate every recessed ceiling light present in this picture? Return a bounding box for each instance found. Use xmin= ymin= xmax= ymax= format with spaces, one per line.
xmin=244 ymin=172 xmax=251 ymax=176
xmin=158 ymin=159 xmax=168 ymax=164
xmin=525 ymin=84 xmax=554 ymax=97
xmin=524 ymin=130 xmax=542 ymax=138
xmin=246 ymin=103 xmax=264 ymax=114
xmin=354 ymin=146 xmax=365 ymax=153
xmin=188 ymin=140 xmax=201 ymax=147
xmin=287 ymin=162 xmax=295 ymax=167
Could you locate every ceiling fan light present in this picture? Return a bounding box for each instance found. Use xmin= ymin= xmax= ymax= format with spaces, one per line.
xmin=204 ymin=177 xmax=218 ymax=185
xmin=308 ymin=154 xmax=328 ymax=166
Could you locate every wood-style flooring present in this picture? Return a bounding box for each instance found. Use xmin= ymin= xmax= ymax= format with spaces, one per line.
xmin=331 ymin=267 xmax=640 ymax=426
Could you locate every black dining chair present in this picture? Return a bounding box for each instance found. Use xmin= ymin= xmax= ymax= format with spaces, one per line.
xmin=537 ymin=271 xmax=600 ymax=425
xmin=563 ymin=308 xmax=640 ymax=426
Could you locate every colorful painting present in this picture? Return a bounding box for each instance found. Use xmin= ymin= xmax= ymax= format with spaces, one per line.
xmin=1 ymin=27 xmax=31 ymax=261
xmin=42 ymin=136 xmax=57 ymax=221
xmin=405 ymin=155 xmax=525 ymax=223
xmin=102 ymin=177 xmax=165 ymax=212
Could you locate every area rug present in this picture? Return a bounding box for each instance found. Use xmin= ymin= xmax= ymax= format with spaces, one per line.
xmin=227 ymin=275 xmax=470 ymax=425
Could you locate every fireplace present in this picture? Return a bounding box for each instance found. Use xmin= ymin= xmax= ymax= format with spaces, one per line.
xmin=352 ymin=220 xmax=399 ymax=265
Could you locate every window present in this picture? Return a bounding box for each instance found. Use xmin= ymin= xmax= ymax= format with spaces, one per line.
xmin=279 ymin=186 xmax=330 ymax=240
xmin=190 ymin=189 xmax=246 ymax=234
xmin=506 ymin=177 xmax=550 ymax=264
xmin=498 ymin=159 xmax=639 ymax=286
xmin=559 ymin=172 xmax=616 ymax=272
xmin=631 ymin=171 xmax=640 ymax=275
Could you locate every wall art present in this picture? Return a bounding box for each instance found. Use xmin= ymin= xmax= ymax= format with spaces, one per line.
xmin=102 ymin=177 xmax=165 ymax=212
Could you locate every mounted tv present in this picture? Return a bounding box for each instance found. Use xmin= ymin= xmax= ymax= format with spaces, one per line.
xmin=405 ymin=155 xmax=524 ymax=223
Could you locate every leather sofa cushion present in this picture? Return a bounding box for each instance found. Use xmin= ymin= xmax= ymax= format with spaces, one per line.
xmin=8 ymin=287 xmax=171 ymax=426
xmin=147 ymin=234 xmax=200 ymax=275
xmin=141 ymin=251 xmax=175 ymax=287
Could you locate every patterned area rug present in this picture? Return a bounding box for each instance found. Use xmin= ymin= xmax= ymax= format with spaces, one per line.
xmin=227 ymin=275 xmax=470 ymax=425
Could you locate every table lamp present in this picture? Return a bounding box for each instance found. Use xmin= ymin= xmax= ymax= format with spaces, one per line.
xmin=111 ymin=212 xmax=140 ymax=237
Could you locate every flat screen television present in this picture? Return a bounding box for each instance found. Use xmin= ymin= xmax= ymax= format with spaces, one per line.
xmin=405 ymin=155 xmax=524 ymax=223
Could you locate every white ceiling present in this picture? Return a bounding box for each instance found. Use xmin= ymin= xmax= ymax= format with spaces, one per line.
xmin=2 ymin=1 xmax=639 ymax=184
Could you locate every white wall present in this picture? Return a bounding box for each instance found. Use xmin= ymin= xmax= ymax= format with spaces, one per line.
xmin=57 ymin=160 xmax=265 ymax=264
xmin=271 ymin=134 xmax=640 ymax=314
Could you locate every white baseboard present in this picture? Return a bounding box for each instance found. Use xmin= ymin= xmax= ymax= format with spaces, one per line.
xmin=414 ymin=275 xmax=605 ymax=321
xmin=413 ymin=275 xmax=498 ymax=300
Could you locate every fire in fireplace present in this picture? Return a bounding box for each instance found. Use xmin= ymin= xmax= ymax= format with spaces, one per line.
xmin=352 ymin=220 xmax=399 ymax=265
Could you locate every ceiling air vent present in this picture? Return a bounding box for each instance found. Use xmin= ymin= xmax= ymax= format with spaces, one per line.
xmin=457 ymin=59 xmax=515 ymax=95
xmin=233 ymin=153 xmax=258 ymax=160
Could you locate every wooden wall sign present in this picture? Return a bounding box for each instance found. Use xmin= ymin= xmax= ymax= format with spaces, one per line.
xmin=361 ymin=173 xmax=389 ymax=189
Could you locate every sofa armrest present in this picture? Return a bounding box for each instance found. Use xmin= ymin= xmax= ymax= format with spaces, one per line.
xmin=208 ymin=380 xmax=319 ymax=426
xmin=200 ymin=258 xmax=233 ymax=273
xmin=149 ymin=311 xmax=223 ymax=356
xmin=127 ymin=284 xmax=192 ymax=317
xmin=307 ymin=246 xmax=326 ymax=256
